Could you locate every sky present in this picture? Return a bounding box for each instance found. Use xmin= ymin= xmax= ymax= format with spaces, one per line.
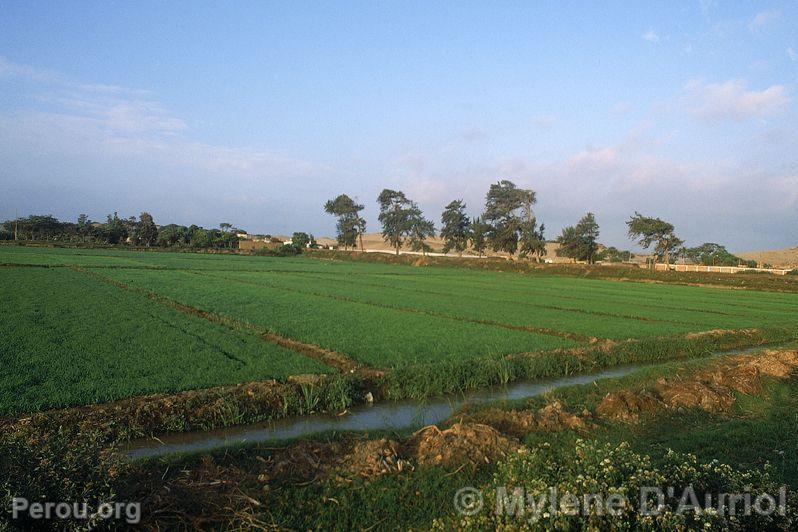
xmin=1 ymin=1 xmax=796 ymax=251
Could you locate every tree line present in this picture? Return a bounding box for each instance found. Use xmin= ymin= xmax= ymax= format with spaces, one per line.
xmin=0 ymin=213 xmax=241 ymax=249
xmin=324 ymin=180 xmax=757 ymax=266
xmin=2 ymin=181 xmax=758 ymax=266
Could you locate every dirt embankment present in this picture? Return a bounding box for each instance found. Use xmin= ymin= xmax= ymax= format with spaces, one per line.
xmin=130 ymin=349 xmax=798 ymax=528
xmin=597 ymin=350 xmax=798 ymax=423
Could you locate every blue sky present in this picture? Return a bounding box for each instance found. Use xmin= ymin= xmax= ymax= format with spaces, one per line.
xmin=1 ymin=1 xmax=796 ymax=250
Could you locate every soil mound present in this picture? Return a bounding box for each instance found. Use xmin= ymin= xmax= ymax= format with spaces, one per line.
xmin=596 ymin=390 xmax=661 ymax=423
xmin=654 ymin=378 xmax=735 ymax=412
xmin=738 ymin=350 xmax=798 ymax=378
xmin=334 ymin=438 xmax=410 ymax=478
xmin=470 ymin=401 xmax=588 ymax=438
xmin=407 ymin=422 xmax=520 ymax=467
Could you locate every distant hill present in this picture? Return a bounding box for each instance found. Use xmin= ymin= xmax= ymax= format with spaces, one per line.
xmin=737 ymin=247 xmax=798 ymax=269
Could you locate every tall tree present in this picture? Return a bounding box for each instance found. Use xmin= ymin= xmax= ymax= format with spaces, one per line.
xmin=440 ymin=200 xmax=471 ymax=255
xmin=76 ymin=214 xmax=92 ymax=243
xmin=377 ymin=189 xmax=415 ymax=255
xmin=102 ymin=213 xmax=128 ymax=245
xmin=626 ymin=212 xmax=683 ymax=265
xmin=483 ymin=180 xmax=536 ymax=255
xmin=136 ymin=212 xmax=158 ymax=247
xmin=470 ymin=216 xmax=490 ymax=258
xmin=519 ymin=218 xmax=546 ymax=261
xmin=555 ymin=226 xmax=581 ymax=262
xmin=324 ymin=194 xmax=366 ymax=251
xmin=408 ymin=204 xmax=435 ymax=255
xmin=557 ymin=213 xmax=600 ymax=263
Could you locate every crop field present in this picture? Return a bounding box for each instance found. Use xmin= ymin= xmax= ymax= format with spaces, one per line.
xmin=2 ymin=245 xmax=798 ymax=415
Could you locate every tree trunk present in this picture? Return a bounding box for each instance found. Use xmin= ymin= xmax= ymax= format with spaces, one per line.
xmin=359 ymin=234 xmax=364 ymax=252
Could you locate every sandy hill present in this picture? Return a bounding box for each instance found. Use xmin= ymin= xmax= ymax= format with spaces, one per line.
xmin=317 ymin=232 xmax=574 ymax=262
xmin=737 ymin=247 xmax=798 ymax=269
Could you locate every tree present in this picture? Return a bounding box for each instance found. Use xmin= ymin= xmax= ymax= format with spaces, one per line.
xmin=596 ymin=247 xmax=634 ymax=263
xmin=626 ymin=212 xmax=683 ymax=265
xmin=324 ymin=194 xmax=366 ymax=251
xmin=135 ymin=212 xmax=158 ymax=247
xmin=483 ymin=180 xmax=536 ymax=255
xmin=102 ymin=213 xmax=128 ymax=245
xmin=190 ymin=228 xmax=211 ymax=248
xmin=556 ymin=226 xmax=581 ymax=262
xmin=407 ymin=204 xmax=435 ymax=255
xmin=557 ymin=213 xmax=600 ymax=263
xmin=519 ymin=218 xmax=546 ymax=261
xmin=292 ymin=232 xmax=311 ymax=249
xmin=440 ymin=200 xmax=471 ymax=255
xmin=219 ymin=222 xmax=233 ymax=233
xmin=76 ymin=214 xmax=92 ymax=243
xmin=575 ymin=213 xmax=600 ymax=264
xmin=682 ymin=243 xmax=752 ymax=267
xmin=377 ymin=189 xmax=414 ymax=255
xmin=157 ymin=224 xmax=187 ymax=247
xmin=470 ymin=217 xmax=490 ymax=258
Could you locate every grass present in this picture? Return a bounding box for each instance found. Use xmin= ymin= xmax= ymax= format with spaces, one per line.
xmin=0 ymin=267 xmax=333 ymax=415
xmin=97 ymin=268 xmax=575 ymax=367
xmin=116 ymin=349 xmax=798 ymax=529
xmin=2 ymin=244 xmax=797 ymax=416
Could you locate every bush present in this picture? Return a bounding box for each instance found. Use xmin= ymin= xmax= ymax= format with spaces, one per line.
xmin=788 ymin=269 xmax=798 ymax=276
xmin=1 ymin=425 xmax=129 ymax=530
xmin=253 ymin=243 xmax=303 ymax=257
xmin=438 ymin=440 xmax=796 ymax=530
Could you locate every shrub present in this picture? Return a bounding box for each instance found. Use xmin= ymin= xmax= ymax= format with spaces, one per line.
xmin=1 ymin=425 xmax=129 ymax=530
xmin=253 ymin=243 xmax=303 ymax=257
xmin=438 ymin=440 xmax=796 ymax=530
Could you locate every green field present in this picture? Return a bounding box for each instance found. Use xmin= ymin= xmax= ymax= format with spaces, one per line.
xmin=2 ymin=245 xmax=798 ymax=415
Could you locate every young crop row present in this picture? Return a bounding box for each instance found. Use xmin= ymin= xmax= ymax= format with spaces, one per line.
xmin=209 ymin=269 xmax=798 ymax=339
xmin=0 ymin=246 xmax=427 ymax=275
xmin=99 ymin=268 xmax=576 ymax=368
xmin=0 ymin=268 xmax=333 ymax=415
xmin=208 ymin=270 xmax=700 ymax=339
xmin=290 ymin=270 xmax=777 ymax=320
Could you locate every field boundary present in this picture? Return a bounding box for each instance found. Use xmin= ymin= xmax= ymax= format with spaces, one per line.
xmin=6 ymin=327 xmax=792 ymax=445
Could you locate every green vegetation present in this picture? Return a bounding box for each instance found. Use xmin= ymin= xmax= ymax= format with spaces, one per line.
xmin=324 ymin=194 xmax=366 ymax=251
xmin=0 ymin=267 xmax=332 ymax=415
xmin=1 ymin=245 xmax=797 ymax=415
xmin=556 ymin=212 xmax=600 ymax=263
xmin=439 ymin=200 xmax=471 ymax=255
xmin=627 ymin=211 xmax=683 ymax=265
xmin=681 ymin=242 xmax=756 ymax=267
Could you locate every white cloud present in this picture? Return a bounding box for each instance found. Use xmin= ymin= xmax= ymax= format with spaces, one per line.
xmin=642 ymin=29 xmax=660 ymax=43
xmin=748 ymin=10 xmax=781 ymax=33
xmin=788 ymin=47 xmax=798 ymax=62
xmin=682 ymin=79 xmax=790 ymax=122
xmin=0 ymin=56 xmax=331 ymax=200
